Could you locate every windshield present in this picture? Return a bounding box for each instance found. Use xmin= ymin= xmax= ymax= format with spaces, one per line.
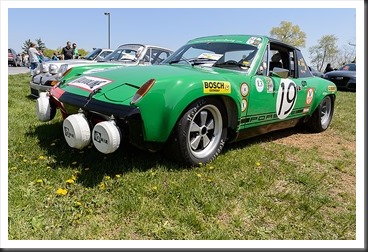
xmin=162 ymin=42 xmax=258 ymax=72
xmin=102 ymin=45 xmax=144 ymax=62
xmin=339 ymin=63 xmax=356 ymax=71
xmin=84 ymin=48 xmax=103 ymax=60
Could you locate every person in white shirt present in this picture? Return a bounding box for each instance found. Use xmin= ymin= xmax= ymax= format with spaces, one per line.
xmin=28 ymin=42 xmax=40 ymax=75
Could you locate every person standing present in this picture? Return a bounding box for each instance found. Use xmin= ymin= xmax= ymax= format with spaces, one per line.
xmin=324 ymin=63 xmax=334 ymax=73
xmin=61 ymin=41 xmax=73 ymax=60
xmin=28 ymin=42 xmax=40 ymax=75
xmin=72 ymin=43 xmax=79 ymax=59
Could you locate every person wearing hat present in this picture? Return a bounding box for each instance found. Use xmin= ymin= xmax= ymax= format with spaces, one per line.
xmin=28 ymin=42 xmax=41 ymax=75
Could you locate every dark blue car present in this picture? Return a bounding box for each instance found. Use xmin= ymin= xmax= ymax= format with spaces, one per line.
xmin=323 ymin=63 xmax=356 ymax=91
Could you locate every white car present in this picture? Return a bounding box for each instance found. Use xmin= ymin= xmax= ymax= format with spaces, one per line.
xmin=29 ymin=47 xmax=113 ymax=97
xmin=29 ymin=44 xmax=173 ymax=97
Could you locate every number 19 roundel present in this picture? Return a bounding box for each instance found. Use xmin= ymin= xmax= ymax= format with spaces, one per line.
xmin=276 ymin=79 xmax=297 ymax=120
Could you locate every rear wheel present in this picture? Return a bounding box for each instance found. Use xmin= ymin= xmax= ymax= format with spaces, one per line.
xmin=306 ymin=95 xmax=334 ymax=132
xmin=167 ymin=97 xmax=227 ymax=166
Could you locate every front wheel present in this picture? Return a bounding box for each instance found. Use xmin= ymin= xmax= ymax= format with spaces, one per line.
xmin=167 ymin=97 xmax=227 ymax=166
xmin=306 ymin=95 xmax=334 ymax=132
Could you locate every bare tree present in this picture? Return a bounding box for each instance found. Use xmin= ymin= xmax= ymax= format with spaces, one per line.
xmin=308 ymin=35 xmax=339 ymax=72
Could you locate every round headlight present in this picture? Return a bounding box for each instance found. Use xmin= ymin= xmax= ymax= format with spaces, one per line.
xmin=58 ymin=64 xmax=69 ymax=75
xmin=49 ymin=64 xmax=59 ymax=74
xmin=41 ymin=63 xmax=49 ymax=73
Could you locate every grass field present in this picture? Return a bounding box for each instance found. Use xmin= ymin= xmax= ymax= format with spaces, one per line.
xmin=7 ymin=73 xmax=356 ymax=241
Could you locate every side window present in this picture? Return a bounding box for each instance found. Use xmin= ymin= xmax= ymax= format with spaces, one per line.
xmin=269 ymin=49 xmax=283 ymax=72
xmin=296 ymin=50 xmax=313 ymax=78
xmin=151 ymin=49 xmax=170 ymax=64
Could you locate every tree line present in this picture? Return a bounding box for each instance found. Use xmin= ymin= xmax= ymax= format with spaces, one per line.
xmin=21 ymin=38 xmax=89 ymax=59
xmin=270 ymin=21 xmax=356 ymax=72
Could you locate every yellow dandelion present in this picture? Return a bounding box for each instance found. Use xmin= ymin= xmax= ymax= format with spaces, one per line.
xmin=36 ymin=179 xmax=43 ymax=184
xmin=66 ymin=179 xmax=74 ymax=184
xmin=104 ymin=176 xmax=111 ymax=180
xmin=256 ymin=162 xmax=261 ymax=166
xmin=56 ymin=188 xmax=68 ymax=196
xmin=75 ymin=201 xmax=82 ymax=206
xmin=39 ymin=156 xmax=45 ymax=160
xmin=208 ymin=166 xmax=214 ymax=170
xmin=197 ymin=173 xmax=202 ymax=178
xmin=99 ymin=182 xmax=106 ymax=190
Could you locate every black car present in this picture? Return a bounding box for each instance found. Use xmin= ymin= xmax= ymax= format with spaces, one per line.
xmin=323 ymin=63 xmax=356 ymax=91
xmin=308 ymin=66 xmax=324 ymax=78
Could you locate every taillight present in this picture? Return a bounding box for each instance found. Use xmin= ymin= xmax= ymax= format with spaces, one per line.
xmin=130 ymin=79 xmax=156 ymax=105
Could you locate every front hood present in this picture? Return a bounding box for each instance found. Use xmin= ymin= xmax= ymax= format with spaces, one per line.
xmin=60 ymin=65 xmax=241 ymax=103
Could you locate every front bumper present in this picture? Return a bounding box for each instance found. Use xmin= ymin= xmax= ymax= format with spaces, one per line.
xmin=29 ymin=74 xmax=59 ymax=97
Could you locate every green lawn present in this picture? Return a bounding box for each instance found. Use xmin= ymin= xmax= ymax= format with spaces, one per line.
xmin=8 ymin=73 xmax=356 ymax=240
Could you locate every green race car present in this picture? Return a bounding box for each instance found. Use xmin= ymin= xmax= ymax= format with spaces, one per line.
xmin=36 ymin=34 xmax=337 ymax=166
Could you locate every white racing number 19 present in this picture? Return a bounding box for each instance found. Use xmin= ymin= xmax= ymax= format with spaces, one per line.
xmin=276 ymin=79 xmax=297 ymax=119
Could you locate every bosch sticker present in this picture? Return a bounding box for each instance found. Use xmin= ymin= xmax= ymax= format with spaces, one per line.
xmin=241 ymin=99 xmax=248 ymax=112
xmin=276 ymin=79 xmax=297 ymax=119
xmin=203 ymin=80 xmax=231 ymax=94
xmin=68 ymin=76 xmax=112 ymax=91
xmin=255 ymin=78 xmax=264 ymax=92
xmin=240 ymin=82 xmax=249 ymax=97
xmin=306 ymin=88 xmax=314 ymax=105
xmin=328 ymin=86 xmax=337 ymax=92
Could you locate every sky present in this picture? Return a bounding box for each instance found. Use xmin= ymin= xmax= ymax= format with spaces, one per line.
xmin=7 ymin=6 xmax=356 ymax=67
xmin=1 ymin=0 xmax=365 ymax=250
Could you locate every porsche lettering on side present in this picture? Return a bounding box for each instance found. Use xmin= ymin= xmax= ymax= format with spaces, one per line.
xmin=36 ymin=35 xmax=337 ymax=166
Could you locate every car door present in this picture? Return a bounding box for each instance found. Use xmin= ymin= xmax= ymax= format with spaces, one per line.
xmin=245 ymin=45 xmax=309 ymax=128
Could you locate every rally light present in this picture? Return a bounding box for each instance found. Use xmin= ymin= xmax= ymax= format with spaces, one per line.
xmin=131 ymin=79 xmax=156 ymax=105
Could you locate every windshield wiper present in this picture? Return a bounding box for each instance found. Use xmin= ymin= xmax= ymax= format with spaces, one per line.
xmin=213 ymin=61 xmax=248 ymax=69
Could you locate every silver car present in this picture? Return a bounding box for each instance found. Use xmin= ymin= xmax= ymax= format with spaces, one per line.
xmin=29 ymin=44 xmax=173 ymax=97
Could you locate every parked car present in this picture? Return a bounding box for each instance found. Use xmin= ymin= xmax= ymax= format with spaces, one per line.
xmin=8 ymin=48 xmax=22 ymax=67
xmin=30 ymin=44 xmax=172 ymax=97
xmin=36 ymin=35 xmax=337 ymax=166
xmin=308 ymin=66 xmax=324 ymax=78
xmin=323 ymin=63 xmax=356 ymax=91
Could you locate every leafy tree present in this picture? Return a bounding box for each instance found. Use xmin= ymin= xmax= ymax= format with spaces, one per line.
xmin=309 ymin=35 xmax=339 ymax=72
xmin=21 ymin=39 xmax=32 ymax=54
xmin=270 ymin=21 xmax=306 ymax=48
xmin=21 ymin=38 xmax=46 ymax=54
xmin=35 ymin=38 xmax=46 ymax=52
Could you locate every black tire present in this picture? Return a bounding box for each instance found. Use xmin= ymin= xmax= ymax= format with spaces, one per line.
xmin=306 ymin=95 xmax=334 ymax=132
xmin=166 ymin=97 xmax=227 ymax=166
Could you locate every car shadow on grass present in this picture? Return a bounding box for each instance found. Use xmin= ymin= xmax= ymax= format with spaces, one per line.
xmin=222 ymin=126 xmax=311 ymax=154
xmin=25 ymin=121 xmax=184 ymax=188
